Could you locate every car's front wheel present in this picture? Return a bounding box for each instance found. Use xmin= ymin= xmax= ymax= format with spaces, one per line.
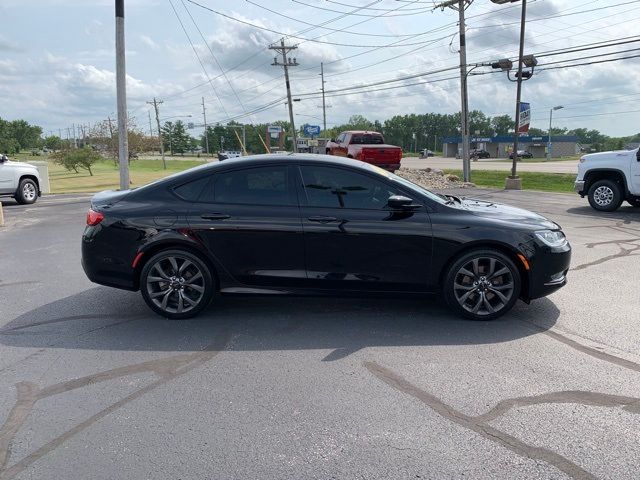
xmin=444 ymin=249 xmax=521 ymax=321
xmin=587 ymin=179 xmax=623 ymax=212
xmin=16 ymin=178 xmax=38 ymax=204
xmin=140 ymin=249 xmax=215 ymax=319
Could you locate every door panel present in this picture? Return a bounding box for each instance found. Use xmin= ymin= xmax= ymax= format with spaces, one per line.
xmin=297 ymin=165 xmax=432 ymax=292
xmin=0 ymin=163 xmax=13 ymax=194
xmin=186 ymin=165 xmax=305 ymax=287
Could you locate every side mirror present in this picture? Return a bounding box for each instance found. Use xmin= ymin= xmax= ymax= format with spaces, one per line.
xmin=388 ymin=195 xmax=420 ymax=210
xmin=0 ymin=155 xmax=7 ymax=163
xmin=330 ymin=138 xmax=336 ymax=143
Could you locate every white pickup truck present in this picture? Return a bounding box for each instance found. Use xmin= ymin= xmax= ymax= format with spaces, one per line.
xmin=574 ymin=148 xmax=640 ymax=211
xmin=0 ymin=155 xmax=42 ymax=204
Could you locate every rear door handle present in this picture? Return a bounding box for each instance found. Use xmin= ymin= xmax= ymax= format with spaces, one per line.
xmin=308 ymin=216 xmax=337 ymax=223
xmin=201 ymin=213 xmax=230 ymax=220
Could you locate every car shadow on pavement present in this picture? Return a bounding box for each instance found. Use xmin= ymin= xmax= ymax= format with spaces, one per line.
xmin=566 ymin=205 xmax=640 ymax=221
xmin=0 ymin=286 xmax=559 ymax=360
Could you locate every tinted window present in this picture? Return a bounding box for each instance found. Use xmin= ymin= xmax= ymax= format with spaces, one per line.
xmin=173 ymin=176 xmax=210 ymax=201
xmin=300 ymin=166 xmax=400 ymax=209
xmin=350 ymin=134 xmax=384 ymax=145
xmin=206 ymin=166 xmax=291 ymax=205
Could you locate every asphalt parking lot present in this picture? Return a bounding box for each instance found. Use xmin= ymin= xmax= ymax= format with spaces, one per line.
xmin=1 ymin=190 xmax=640 ymax=480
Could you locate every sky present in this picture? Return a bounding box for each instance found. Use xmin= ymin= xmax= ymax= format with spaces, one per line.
xmin=1 ymin=0 xmax=639 ymax=139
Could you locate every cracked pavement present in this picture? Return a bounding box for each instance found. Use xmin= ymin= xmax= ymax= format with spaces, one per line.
xmin=0 ymin=190 xmax=639 ymax=479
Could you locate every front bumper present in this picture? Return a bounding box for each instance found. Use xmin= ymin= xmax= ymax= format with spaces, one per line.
xmin=574 ymin=180 xmax=585 ymax=195
xmin=527 ymin=242 xmax=572 ymax=300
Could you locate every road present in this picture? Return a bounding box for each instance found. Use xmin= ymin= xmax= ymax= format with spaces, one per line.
xmin=402 ymin=156 xmax=580 ymax=174
xmin=1 ymin=191 xmax=639 ymax=479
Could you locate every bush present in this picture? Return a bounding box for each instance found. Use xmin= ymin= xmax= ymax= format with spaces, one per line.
xmin=52 ymin=147 xmax=101 ymax=176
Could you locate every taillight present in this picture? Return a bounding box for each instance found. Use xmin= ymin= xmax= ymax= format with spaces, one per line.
xmin=86 ymin=209 xmax=104 ymax=226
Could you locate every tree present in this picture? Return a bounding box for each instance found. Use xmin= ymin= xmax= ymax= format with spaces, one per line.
xmin=44 ymin=135 xmax=63 ymax=151
xmin=10 ymin=120 xmax=42 ymax=149
xmin=490 ymin=115 xmax=514 ymax=135
xmin=51 ymin=147 xmax=101 ymax=176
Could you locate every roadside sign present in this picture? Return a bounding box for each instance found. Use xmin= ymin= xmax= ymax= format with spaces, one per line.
xmin=267 ymin=125 xmax=282 ymax=134
xmin=308 ymin=139 xmax=318 ymax=147
xmin=518 ymin=102 xmax=531 ymax=133
xmin=303 ymin=125 xmax=321 ymax=136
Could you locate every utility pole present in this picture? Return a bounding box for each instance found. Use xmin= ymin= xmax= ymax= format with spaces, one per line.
xmin=508 ymin=0 xmax=527 ymax=189
xmin=270 ymin=39 xmax=299 ymax=153
xmin=148 ymin=110 xmax=154 ymax=136
xmin=320 ymin=62 xmax=327 ymax=133
xmin=115 ymin=0 xmax=129 ymax=190
xmin=435 ymin=0 xmax=472 ymax=182
xmin=147 ymin=97 xmax=166 ymax=168
xmin=202 ymin=97 xmax=210 ymax=156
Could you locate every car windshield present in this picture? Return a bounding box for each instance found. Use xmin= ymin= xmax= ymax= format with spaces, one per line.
xmin=351 ymin=134 xmax=384 ymax=145
xmin=364 ymin=164 xmax=448 ymax=205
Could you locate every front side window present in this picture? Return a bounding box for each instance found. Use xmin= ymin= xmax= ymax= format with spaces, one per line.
xmin=205 ymin=166 xmax=291 ymax=206
xmin=300 ymin=165 xmax=400 ymax=209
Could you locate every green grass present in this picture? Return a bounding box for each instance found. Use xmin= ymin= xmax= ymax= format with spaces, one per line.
xmin=492 ymin=155 xmax=581 ymax=163
xmin=444 ymin=169 xmax=576 ymax=193
xmin=48 ymin=158 xmax=205 ymax=193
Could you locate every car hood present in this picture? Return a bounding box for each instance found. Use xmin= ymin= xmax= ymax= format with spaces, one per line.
xmin=582 ymin=150 xmax=634 ymax=162
xmin=4 ymin=160 xmax=38 ymax=171
xmin=460 ymin=198 xmax=559 ymax=230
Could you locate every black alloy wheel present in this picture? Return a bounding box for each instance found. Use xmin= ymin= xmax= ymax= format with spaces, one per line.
xmin=445 ymin=249 xmax=521 ymax=320
xmin=140 ymin=249 xmax=214 ymax=319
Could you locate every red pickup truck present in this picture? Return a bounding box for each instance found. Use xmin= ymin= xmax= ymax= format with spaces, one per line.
xmin=325 ymin=131 xmax=403 ymax=172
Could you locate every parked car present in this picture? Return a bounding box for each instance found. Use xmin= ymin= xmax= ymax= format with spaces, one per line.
xmin=0 ymin=154 xmax=42 ymax=204
xmin=509 ymin=150 xmax=533 ymax=159
xmin=82 ymin=154 xmax=571 ymax=321
xmin=420 ymin=149 xmax=435 ymax=158
xmin=470 ymin=149 xmax=491 ymax=159
xmin=325 ymin=131 xmax=402 ymax=171
xmin=575 ymin=147 xmax=640 ymax=211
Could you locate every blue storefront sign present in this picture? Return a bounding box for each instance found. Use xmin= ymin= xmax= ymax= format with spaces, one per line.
xmin=303 ymin=125 xmax=321 ymax=136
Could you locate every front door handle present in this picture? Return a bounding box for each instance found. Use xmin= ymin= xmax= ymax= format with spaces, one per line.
xmin=308 ymin=216 xmax=337 ymax=223
xmin=201 ymin=213 xmax=230 ymax=220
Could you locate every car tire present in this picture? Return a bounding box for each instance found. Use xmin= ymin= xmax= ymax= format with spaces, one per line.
xmin=587 ymin=179 xmax=623 ymax=212
xmin=627 ymin=197 xmax=640 ymax=207
xmin=140 ymin=249 xmax=215 ymax=320
xmin=15 ymin=178 xmax=38 ymax=204
xmin=444 ymin=249 xmax=521 ymax=321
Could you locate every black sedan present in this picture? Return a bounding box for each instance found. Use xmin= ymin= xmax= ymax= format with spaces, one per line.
xmin=82 ymin=155 xmax=570 ymax=321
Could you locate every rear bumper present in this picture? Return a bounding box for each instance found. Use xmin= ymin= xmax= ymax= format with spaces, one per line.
xmin=371 ymin=163 xmax=401 ymax=172
xmin=81 ymin=226 xmax=137 ymax=291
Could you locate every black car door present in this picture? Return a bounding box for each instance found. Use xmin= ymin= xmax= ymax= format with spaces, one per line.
xmin=297 ymin=164 xmax=433 ymax=292
xmin=186 ymin=164 xmax=306 ymax=288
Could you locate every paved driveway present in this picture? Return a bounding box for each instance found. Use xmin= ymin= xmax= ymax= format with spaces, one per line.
xmin=1 ymin=191 xmax=639 ymax=479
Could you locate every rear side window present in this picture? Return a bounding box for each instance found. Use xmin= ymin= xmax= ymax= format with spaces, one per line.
xmin=173 ymin=176 xmax=210 ymax=202
xmin=204 ymin=166 xmax=292 ymax=206
xmin=300 ymin=165 xmax=400 ymax=209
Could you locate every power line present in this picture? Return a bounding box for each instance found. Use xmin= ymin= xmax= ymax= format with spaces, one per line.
xmin=168 ymin=0 xmax=229 ymax=117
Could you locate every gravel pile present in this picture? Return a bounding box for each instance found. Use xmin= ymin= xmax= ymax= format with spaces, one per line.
xmin=395 ymin=167 xmax=476 ymax=190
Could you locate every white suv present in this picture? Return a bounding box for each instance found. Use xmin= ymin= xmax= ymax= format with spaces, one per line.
xmin=575 ymin=148 xmax=640 ymax=211
xmin=0 ymin=155 xmax=42 ymax=204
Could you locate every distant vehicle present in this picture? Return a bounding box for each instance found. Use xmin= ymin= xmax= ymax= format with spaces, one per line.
xmin=470 ymin=149 xmax=491 ymax=159
xmin=0 ymin=154 xmax=42 ymax=204
xmin=268 ymin=150 xmax=290 ymax=155
xmin=325 ymin=131 xmax=402 ymax=172
xmin=81 ymin=154 xmax=570 ymax=321
xmin=575 ymin=147 xmax=640 ymax=211
xmin=420 ymin=149 xmax=435 ymax=158
xmin=218 ymin=150 xmax=242 ymax=161
xmin=509 ymin=150 xmax=533 ymax=159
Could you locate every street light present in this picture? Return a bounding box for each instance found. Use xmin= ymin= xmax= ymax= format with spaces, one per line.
xmin=547 ymin=106 xmax=564 ymax=161
xmin=490 ymin=0 xmax=535 ymax=189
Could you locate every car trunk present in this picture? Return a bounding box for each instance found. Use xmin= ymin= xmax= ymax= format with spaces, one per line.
xmin=359 ymin=145 xmax=402 ymax=164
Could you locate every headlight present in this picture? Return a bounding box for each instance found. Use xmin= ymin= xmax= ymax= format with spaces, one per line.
xmin=535 ymin=230 xmax=567 ymax=247
xmin=579 ymin=156 xmax=586 ymax=163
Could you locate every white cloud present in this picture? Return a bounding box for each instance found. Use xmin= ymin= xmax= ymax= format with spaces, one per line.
xmin=139 ymin=34 xmax=159 ymax=50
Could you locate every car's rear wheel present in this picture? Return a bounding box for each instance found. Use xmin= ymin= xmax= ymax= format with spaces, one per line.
xmin=140 ymin=249 xmax=214 ymax=319
xmin=588 ymin=179 xmax=623 ymax=212
xmin=444 ymin=249 xmax=521 ymax=321
xmin=16 ymin=178 xmax=38 ymax=204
